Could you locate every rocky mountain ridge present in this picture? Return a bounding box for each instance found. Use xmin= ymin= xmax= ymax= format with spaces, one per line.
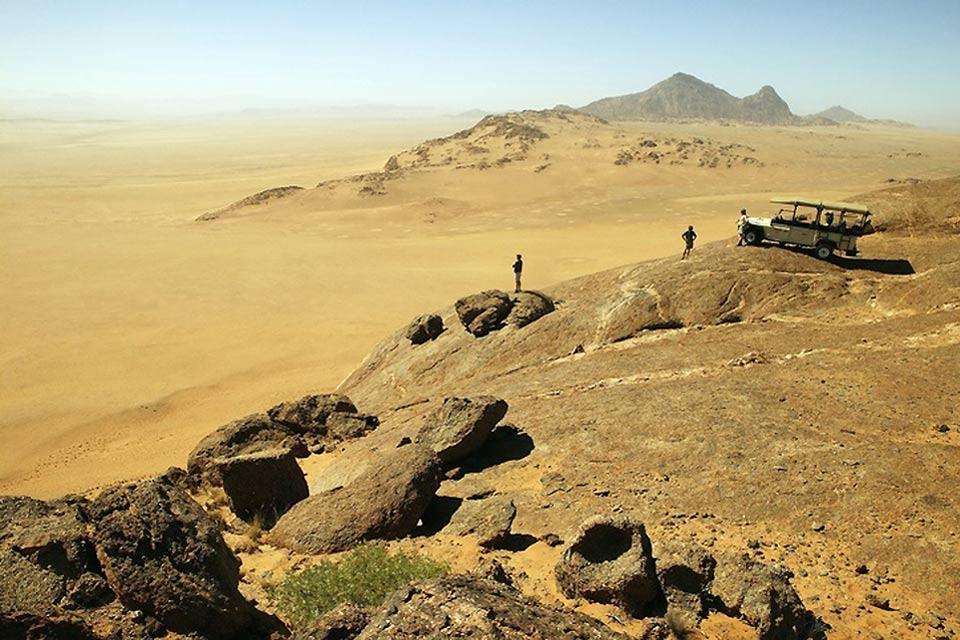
xmin=580 ymin=73 xmax=797 ymax=124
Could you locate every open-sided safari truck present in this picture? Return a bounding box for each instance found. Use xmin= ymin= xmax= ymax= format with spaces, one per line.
xmin=742 ymin=198 xmax=875 ymax=259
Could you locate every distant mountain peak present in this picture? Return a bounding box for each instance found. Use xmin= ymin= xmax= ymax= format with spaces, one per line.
xmin=811 ymin=105 xmax=868 ymax=122
xmin=808 ymin=105 xmax=914 ymax=128
xmin=579 ymin=73 xmax=795 ymax=124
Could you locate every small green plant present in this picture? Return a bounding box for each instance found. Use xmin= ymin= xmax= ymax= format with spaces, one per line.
xmin=267 ymin=543 xmax=448 ymax=627
xmin=242 ymin=514 xmax=264 ymax=543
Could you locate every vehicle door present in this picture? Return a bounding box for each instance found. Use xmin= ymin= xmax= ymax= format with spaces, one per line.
xmin=764 ymin=217 xmax=794 ymax=243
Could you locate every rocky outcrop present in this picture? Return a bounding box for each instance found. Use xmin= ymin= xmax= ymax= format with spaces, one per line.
xmin=653 ymin=540 xmax=716 ymax=625
xmin=197 ymin=185 xmax=304 ymax=221
xmin=712 ymin=553 xmax=823 ymax=640
xmin=445 ymin=496 xmax=516 ymax=548
xmin=188 ymin=394 xmax=378 ymax=485
xmin=0 ymin=496 xmax=108 ymax=617
xmin=216 ymin=449 xmax=308 ymax=526
xmin=356 ymin=575 xmax=630 ymax=639
xmin=86 ymin=476 xmax=265 ymax=639
xmin=404 ymin=314 xmax=444 ymax=344
xmin=293 ymin=603 xmax=370 ymax=640
xmin=555 ymin=516 xmax=663 ymax=616
xmin=580 ymin=72 xmax=797 ymax=124
xmin=187 ymin=413 xmax=305 ymax=486
xmin=507 ymin=290 xmax=555 ymax=327
xmin=267 ymin=394 xmax=379 ymax=449
xmin=415 ymin=396 xmax=508 ymax=463
xmin=455 ymin=290 xmax=513 ymax=337
xmin=270 ymin=445 xmax=442 ymax=553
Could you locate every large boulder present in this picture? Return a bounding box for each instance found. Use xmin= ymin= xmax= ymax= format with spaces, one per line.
xmin=215 ymin=449 xmax=308 ymax=526
xmin=444 ymin=496 xmax=516 ymax=548
xmin=711 ymin=553 xmax=823 ymax=640
xmin=507 ymin=290 xmax=555 ymax=327
xmin=269 ymin=445 xmax=442 ymax=553
xmin=455 ymin=290 xmax=513 ymax=337
xmin=555 ymin=516 xmax=663 ymax=616
xmin=357 ymin=575 xmax=630 ymax=639
xmin=653 ymin=540 xmax=716 ymax=625
xmin=86 ymin=476 xmax=264 ymax=638
xmin=415 ymin=396 xmax=508 ymax=464
xmin=187 ymin=413 xmax=305 ymax=486
xmin=267 ymin=394 xmax=378 ymax=448
xmin=0 ymin=496 xmax=108 ymax=617
xmin=404 ymin=314 xmax=444 ymax=344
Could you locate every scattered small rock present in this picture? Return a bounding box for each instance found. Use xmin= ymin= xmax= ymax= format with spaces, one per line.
xmin=555 ymin=515 xmax=662 ymax=616
xmin=655 ymin=539 xmax=716 ymax=625
xmin=865 ymin=593 xmax=892 ymax=610
xmin=444 ymin=496 xmax=516 ymax=548
xmin=712 ymin=553 xmax=824 ymax=640
xmin=506 ymin=291 xmax=555 ymax=328
xmin=415 ymin=396 xmax=508 ymax=464
xmin=541 ymin=533 xmax=564 ymax=547
xmin=404 ymin=314 xmax=444 ymax=345
xmin=455 ymin=290 xmax=513 ymax=337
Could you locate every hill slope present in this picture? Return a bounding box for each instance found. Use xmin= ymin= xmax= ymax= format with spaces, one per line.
xmin=330 ymin=179 xmax=960 ymax=638
xmin=195 ymin=108 xmax=769 ymax=223
xmin=580 ymin=73 xmax=796 ymax=124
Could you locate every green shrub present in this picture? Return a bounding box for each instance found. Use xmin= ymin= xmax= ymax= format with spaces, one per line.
xmin=267 ymin=543 xmax=448 ymax=627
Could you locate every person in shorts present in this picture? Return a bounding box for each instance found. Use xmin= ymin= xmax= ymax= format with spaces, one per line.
xmin=681 ymin=226 xmax=697 ymax=260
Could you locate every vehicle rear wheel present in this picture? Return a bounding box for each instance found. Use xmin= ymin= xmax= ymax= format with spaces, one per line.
xmin=815 ymin=243 xmax=833 ymax=260
xmin=744 ymin=228 xmax=763 ymax=245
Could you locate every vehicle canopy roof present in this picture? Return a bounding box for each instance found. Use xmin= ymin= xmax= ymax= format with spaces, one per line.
xmin=770 ymin=197 xmax=871 ymax=215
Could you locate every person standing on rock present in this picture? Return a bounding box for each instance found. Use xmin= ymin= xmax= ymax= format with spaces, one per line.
xmin=681 ymin=226 xmax=697 ymax=260
xmin=513 ymin=254 xmax=523 ymax=292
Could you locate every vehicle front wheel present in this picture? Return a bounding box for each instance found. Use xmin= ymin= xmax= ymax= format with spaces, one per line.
xmin=815 ymin=243 xmax=833 ymax=260
xmin=744 ymin=228 xmax=763 ymax=245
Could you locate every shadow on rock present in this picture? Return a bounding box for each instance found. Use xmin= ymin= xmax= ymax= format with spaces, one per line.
xmin=828 ymin=254 xmax=915 ymax=274
xmin=459 ymin=424 xmax=534 ymax=475
xmin=760 ymin=243 xmax=915 ymax=275
xmin=416 ymin=496 xmax=464 ymax=537
xmin=494 ymin=533 xmax=538 ymax=552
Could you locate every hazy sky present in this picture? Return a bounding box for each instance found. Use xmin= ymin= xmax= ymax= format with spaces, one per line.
xmin=2 ymin=0 xmax=959 ymax=127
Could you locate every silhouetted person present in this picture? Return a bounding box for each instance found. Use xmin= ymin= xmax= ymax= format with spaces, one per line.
xmin=681 ymin=226 xmax=697 ymax=260
xmin=737 ymin=209 xmax=749 ymax=246
xmin=824 ymin=211 xmax=835 ymax=228
xmin=513 ymin=254 xmax=523 ymax=292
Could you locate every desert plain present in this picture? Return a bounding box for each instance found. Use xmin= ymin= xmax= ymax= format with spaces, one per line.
xmin=1 ymin=113 xmax=957 ymax=499
xmin=2 ymin=110 xmax=960 ymax=639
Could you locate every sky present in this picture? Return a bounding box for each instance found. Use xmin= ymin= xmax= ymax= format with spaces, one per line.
xmin=2 ymin=0 xmax=959 ymax=127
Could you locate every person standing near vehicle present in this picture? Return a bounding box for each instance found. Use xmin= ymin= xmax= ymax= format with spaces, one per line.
xmin=681 ymin=226 xmax=697 ymax=260
xmin=512 ymin=254 xmax=523 ymax=292
xmin=737 ymin=209 xmax=749 ymax=246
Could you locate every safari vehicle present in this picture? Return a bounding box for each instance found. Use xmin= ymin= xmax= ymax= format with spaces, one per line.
xmin=741 ymin=198 xmax=875 ymax=259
